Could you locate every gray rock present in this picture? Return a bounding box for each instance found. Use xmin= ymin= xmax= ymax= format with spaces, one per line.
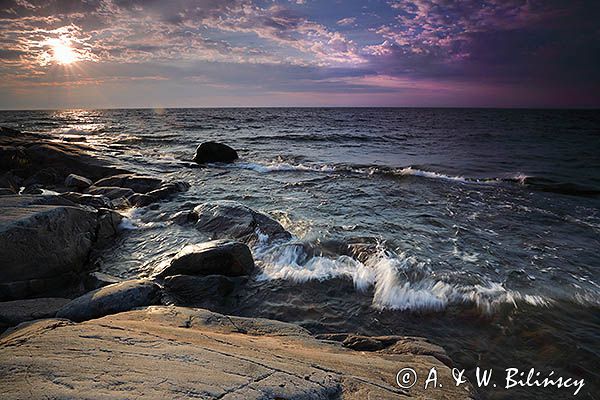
xmin=155 ymin=239 xmax=255 ymax=278
xmin=0 ymin=306 xmax=474 ymax=399
xmin=0 ymin=196 xmax=98 ymax=300
xmin=193 ymin=141 xmax=238 ymax=164
xmin=95 ymin=209 xmax=123 ymax=247
xmin=58 ymin=192 xmax=113 ymax=209
xmin=93 ymin=173 xmax=163 ymax=194
xmin=64 ymin=173 xmax=92 ymax=189
xmin=86 ymin=185 xmax=135 ymax=200
xmin=0 ymin=297 xmax=71 ymax=331
xmin=0 ymin=195 xmax=125 ymax=300
xmin=128 ymin=181 xmax=189 ymax=207
xmin=55 ymin=279 xmax=161 ymax=322
xmin=194 ymin=200 xmax=291 ymax=244
xmin=171 ymin=210 xmax=198 ymax=225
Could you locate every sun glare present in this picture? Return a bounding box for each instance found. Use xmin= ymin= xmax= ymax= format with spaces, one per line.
xmin=49 ymin=39 xmax=78 ymax=65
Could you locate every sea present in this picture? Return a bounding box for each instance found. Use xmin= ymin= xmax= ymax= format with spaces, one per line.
xmin=1 ymin=108 xmax=599 ymax=399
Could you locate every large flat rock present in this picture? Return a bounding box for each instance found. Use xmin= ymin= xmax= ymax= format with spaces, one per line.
xmin=0 ymin=306 xmax=473 ymax=399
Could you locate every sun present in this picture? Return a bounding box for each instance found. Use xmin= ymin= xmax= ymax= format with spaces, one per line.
xmin=49 ymin=38 xmax=78 ymax=65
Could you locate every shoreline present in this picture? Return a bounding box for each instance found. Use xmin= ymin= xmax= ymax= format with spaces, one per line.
xmin=0 ymin=126 xmax=474 ymax=399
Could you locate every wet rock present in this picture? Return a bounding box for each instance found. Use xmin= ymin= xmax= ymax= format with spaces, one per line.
xmin=87 ymin=186 xmax=135 ymax=200
xmin=0 ymin=196 xmax=98 ymax=300
xmin=58 ymin=192 xmax=113 ymax=209
xmin=171 ymin=210 xmax=198 ymax=225
xmin=64 ymin=173 xmax=92 ymax=189
xmin=128 ymin=181 xmax=190 ymax=207
xmin=0 ymin=298 xmax=71 ymax=331
xmin=0 ymin=306 xmax=473 ymax=399
xmin=95 ymin=209 xmax=123 ymax=247
xmin=155 ymin=239 xmax=255 ymax=278
xmin=55 ymin=279 xmax=161 ymax=322
xmin=194 ymin=200 xmax=291 ymax=244
xmin=93 ymin=173 xmax=163 ymax=194
xmin=0 ymin=127 xmax=125 ymax=181
xmin=192 ymin=141 xmax=238 ymax=164
xmin=83 ymin=272 xmax=122 ymax=291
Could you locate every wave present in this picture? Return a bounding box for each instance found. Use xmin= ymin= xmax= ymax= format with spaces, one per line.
xmin=253 ymin=239 xmax=559 ymax=314
xmin=217 ymin=160 xmax=599 ymax=197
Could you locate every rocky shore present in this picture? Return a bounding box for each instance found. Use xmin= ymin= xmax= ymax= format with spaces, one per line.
xmin=0 ymin=127 xmax=474 ymax=399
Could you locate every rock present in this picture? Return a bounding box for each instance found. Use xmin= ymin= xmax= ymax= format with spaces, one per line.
xmin=155 ymin=239 xmax=255 ymax=278
xmin=83 ymin=271 xmax=122 ymax=291
xmin=93 ymin=173 xmax=163 ymax=194
xmin=0 ymin=298 xmax=71 ymax=331
xmin=58 ymin=192 xmax=113 ymax=209
xmin=194 ymin=200 xmax=291 ymax=244
xmin=315 ymin=333 xmax=454 ymax=368
xmin=0 ymin=306 xmax=474 ymax=399
xmin=55 ymin=280 xmax=161 ymax=322
xmin=0 ymin=127 xmax=125 ymax=181
xmin=0 ymin=196 xmax=99 ymax=300
xmin=64 ymin=173 xmax=92 ymax=189
xmin=171 ymin=210 xmax=198 ymax=225
xmin=95 ymin=209 xmax=123 ymax=247
xmin=128 ymin=181 xmax=190 ymax=207
xmin=192 ymin=141 xmax=239 ymax=164
xmin=0 ymin=195 xmax=125 ymax=300
xmin=86 ymin=186 xmax=135 ymax=200
xmin=162 ymin=274 xmax=246 ymax=309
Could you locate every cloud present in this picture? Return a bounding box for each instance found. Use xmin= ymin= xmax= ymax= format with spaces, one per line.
xmin=336 ymin=17 xmax=356 ymax=26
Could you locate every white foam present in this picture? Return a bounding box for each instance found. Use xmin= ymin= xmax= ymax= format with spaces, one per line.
xmin=394 ymin=166 xmax=468 ymax=182
xmin=220 ymin=161 xmax=337 ymax=173
xmin=254 ymin=241 xmax=553 ymax=313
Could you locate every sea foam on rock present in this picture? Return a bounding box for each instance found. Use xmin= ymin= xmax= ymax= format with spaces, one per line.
xmin=55 ymin=279 xmax=161 ymax=322
xmin=193 ymin=200 xmax=291 ymax=244
xmin=192 ymin=141 xmax=238 ymax=164
xmin=155 ymin=239 xmax=255 ymax=278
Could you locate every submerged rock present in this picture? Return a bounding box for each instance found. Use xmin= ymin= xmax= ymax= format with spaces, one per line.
xmin=0 ymin=297 xmax=70 ymax=331
xmin=64 ymin=173 xmax=92 ymax=189
xmin=192 ymin=141 xmax=238 ymax=164
xmin=83 ymin=271 xmax=122 ymax=291
xmin=93 ymin=173 xmax=163 ymax=194
xmin=128 ymin=181 xmax=190 ymax=207
xmin=193 ymin=200 xmax=291 ymax=244
xmin=55 ymin=279 xmax=161 ymax=322
xmin=155 ymin=239 xmax=255 ymax=278
xmin=0 ymin=306 xmax=473 ymax=399
xmin=58 ymin=192 xmax=113 ymax=209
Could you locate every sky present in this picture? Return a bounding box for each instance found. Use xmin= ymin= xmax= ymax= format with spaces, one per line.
xmin=0 ymin=0 xmax=599 ymax=109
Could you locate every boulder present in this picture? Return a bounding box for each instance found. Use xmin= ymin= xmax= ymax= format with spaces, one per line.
xmin=0 ymin=306 xmax=474 ymax=399
xmin=64 ymin=173 xmax=92 ymax=189
xmin=155 ymin=239 xmax=255 ymax=278
xmin=193 ymin=200 xmax=291 ymax=243
xmin=93 ymin=173 xmax=163 ymax=194
xmin=55 ymin=279 xmax=161 ymax=322
xmin=192 ymin=141 xmax=238 ymax=164
xmin=0 ymin=297 xmax=71 ymax=331
xmin=86 ymin=186 xmax=135 ymax=200
xmin=0 ymin=196 xmax=99 ymax=300
xmin=0 ymin=195 xmax=125 ymax=300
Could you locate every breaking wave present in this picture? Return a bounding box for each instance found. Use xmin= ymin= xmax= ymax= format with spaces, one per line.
xmin=253 ymin=239 xmax=557 ymax=314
